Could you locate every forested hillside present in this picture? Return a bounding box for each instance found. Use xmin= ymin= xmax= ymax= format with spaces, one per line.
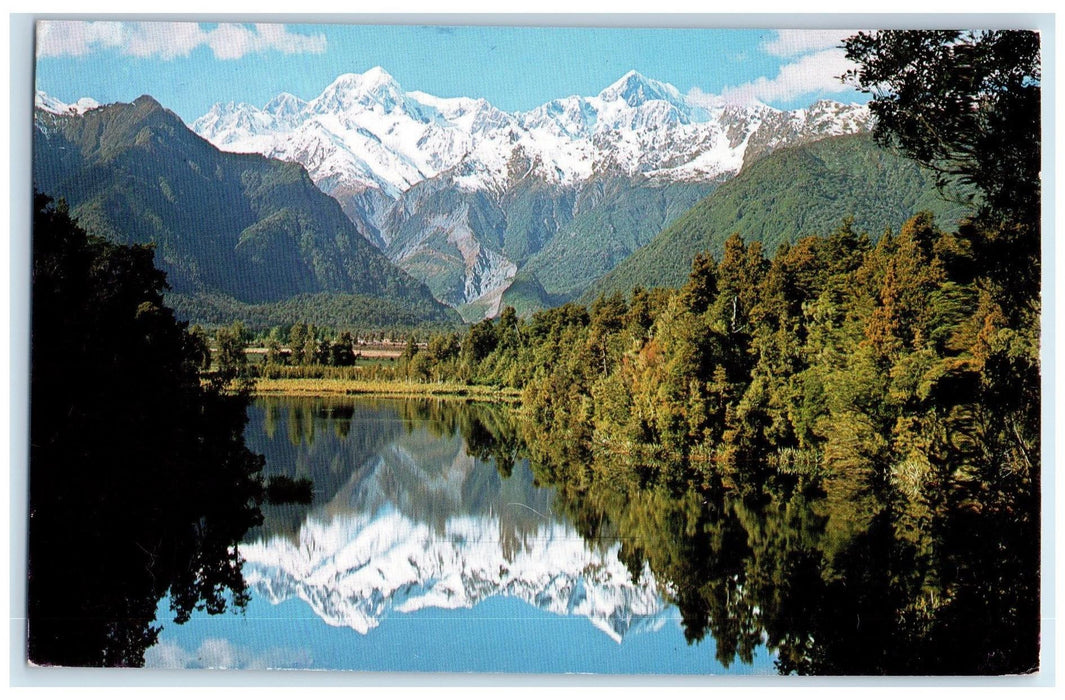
xmin=587 ymin=133 xmax=971 ymax=300
xmin=33 ymin=96 xmax=457 ymax=328
xmin=515 ymin=178 xmax=714 ymax=303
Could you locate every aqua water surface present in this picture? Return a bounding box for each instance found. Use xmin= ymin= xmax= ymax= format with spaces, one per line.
xmin=147 ymin=397 xmax=773 ymax=674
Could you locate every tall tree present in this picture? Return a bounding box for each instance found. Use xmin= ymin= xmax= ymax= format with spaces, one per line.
xmin=29 ymin=194 xmax=264 ymax=667
xmin=843 ymin=30 xmax=1041 ymax=227
xmin=214 ymin=321 xmax=251 ymax=390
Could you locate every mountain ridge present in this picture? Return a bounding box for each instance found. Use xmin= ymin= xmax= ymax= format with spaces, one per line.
xmin=33 ymin=95 xmax=459 ymax=327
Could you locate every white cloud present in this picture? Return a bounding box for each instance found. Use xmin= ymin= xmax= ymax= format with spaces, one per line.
xmin=762 ymin=29 xmax=855 ymax=58
xmin=36 ymin=21 xmax=327 ymax=61
xmin=253 ymin=23 xmax=328 ymax=55
xmin=124 ymin=22 xmax=207 ymax=60
xmin=688 ymin=30 xmax=863 ymax=108
xmin=36 ymin=21 xmax=125 ymax=57
xmin=721 ymin=48 xmax=858 ymax=105
xmin=144 ymin=638 xmax=312 ymax=670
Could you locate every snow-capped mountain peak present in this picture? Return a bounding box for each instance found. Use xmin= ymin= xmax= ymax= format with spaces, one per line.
xmin=598 ymin=70 xmax=683 ymax=108
xmin=35 ymin=90 xmax=100 ymax=116
xmin=264 ymin=92 xmax=307 ymax=121
xmin=190 ymin=100 xmax=280 ymax=150
xmin=362 ymin=64 xmax=396 ymax=87
xmin=309 ymin=67 xmax=412 ymax=117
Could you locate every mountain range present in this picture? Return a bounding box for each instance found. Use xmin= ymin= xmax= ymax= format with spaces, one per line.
xmin=37 ymin=68 xmax=960 ymax=326
xmin=191 ymin=68 xmax=875 ymax=317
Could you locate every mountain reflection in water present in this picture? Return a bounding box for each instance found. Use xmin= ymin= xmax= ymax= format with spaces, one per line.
xmin=239 ymin=397 xmax=667 ymax=643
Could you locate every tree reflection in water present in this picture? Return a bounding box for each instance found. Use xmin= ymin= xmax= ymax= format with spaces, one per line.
xmin=522 ymin=433 xmax=1039 ymax=675
xmin=247 ymin=396 xmax=532 ymax=543
xmin=249 ymin=397 xmax=1042 ymax=676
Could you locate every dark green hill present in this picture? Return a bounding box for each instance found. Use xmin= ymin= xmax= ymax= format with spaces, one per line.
xmin=584 ymin=133 xmax=973 ymax=301
xmin=498 ymin=269 xmax=558 ymax=318
xmin=33 ymin=96 xmax=457 ymax=327
xmin=522 ymin=177 xmax=714 ymax=302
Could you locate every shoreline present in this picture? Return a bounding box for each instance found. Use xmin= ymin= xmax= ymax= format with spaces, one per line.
xmin=252 ymin=377 xmax=522 ymax=402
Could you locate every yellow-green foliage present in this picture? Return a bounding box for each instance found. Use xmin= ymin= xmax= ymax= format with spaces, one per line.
xmin=399 ymin=211 xmax=1037 ymax=527
xmin=254 ymin=377 xmax=520 ymax=402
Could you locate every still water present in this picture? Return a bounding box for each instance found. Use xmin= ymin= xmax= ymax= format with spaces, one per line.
xmin=146 ymin=396 xmax=775 ymax=673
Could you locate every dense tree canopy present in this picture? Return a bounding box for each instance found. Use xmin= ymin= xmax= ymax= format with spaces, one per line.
xmin=29 ymin=194 xmax=265 ymax=667
xmin=843 ymin=30 xmax=1040 ymax=228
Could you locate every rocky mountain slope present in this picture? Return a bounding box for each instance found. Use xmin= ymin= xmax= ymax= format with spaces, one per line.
xmin=193 ymin=68 xmax=873 ymax=316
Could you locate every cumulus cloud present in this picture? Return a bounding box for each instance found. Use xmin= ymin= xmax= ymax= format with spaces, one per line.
xmin=688 ymin=29 xmax=863 ymax=108
xmin=762 ymin=29 xmax=855 ymax=58
xmin=36 ymin=21 xmax=327 ymax=60
xmin=722 ymin=47 xmax=857 ymax=105
xmin=144 ymin=638 xmax=312 ymax=670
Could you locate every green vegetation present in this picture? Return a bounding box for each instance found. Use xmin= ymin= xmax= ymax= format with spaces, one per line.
xmin=33 ymin=95 xmax=456 ymax=326
xmin=166 ymin=290 xmax=459 ymax=331
xmin=587 ymin=133 xmax=972 ymax=300
xmin=498 ymin=176 xmax=578 ymax=264
xmin=497 ymin=269 xmax=558 ymax=318
xmin=844 ymin=30 xmax=1040 ymax=230
xmin=29 ymin=194 xmax=266 ymax=667
xmin=521 ymin=178 xmax=715 ymax=302
xmin=405 ymin=214 xmax=1037 ymax=488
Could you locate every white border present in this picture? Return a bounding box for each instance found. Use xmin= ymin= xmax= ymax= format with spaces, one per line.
xmin=5 ymin=8 xmax=1058 ymax=691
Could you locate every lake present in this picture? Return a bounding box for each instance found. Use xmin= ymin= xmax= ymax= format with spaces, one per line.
xmin=145 ymin=396 xmax=776 ymax=674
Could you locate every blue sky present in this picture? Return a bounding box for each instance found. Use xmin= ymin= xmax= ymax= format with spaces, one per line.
xmin=34 ymin=21 xmax=867 ymax=124
xmin=145 ymin=594 xmax=779 ymax=673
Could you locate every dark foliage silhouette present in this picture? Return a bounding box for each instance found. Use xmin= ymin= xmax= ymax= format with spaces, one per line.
xmin=28 ymin=194 xmax=265 ymax=667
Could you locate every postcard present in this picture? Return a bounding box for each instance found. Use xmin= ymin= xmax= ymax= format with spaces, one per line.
xmin=23 ymin=18 xmax=1045 ymax=677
